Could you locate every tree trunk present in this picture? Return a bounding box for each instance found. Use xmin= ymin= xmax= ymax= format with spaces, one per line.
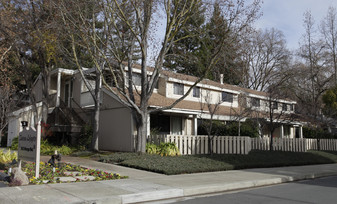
xmin=269 ymin=130 xmax=274 ymax=151
xmin=208 ymin=135 xmax=213 ymax=155
xmin=91 ymin=69 xmax=101 ymax=152
xmin=136 ymin=111 xmax=148 ymax=153
xmin=0 ymin=129 xmax=2 ymax=146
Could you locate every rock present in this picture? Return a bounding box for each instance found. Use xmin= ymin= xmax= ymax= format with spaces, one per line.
xmin=64 ymin=171 xmax=81 ymax=176
xmin=9 ymin=167 xmax=29 ymax=186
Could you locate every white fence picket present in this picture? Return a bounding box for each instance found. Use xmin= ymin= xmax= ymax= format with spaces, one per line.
xmin=147 ymin=135 xmax=337 ymax=155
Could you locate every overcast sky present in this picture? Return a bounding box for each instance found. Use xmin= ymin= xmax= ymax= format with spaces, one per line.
xmin=254 ymin=0 xmax=337 ymax=50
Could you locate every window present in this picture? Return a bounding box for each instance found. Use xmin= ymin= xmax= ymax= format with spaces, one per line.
xmin=251 ymin=98 xmax=260 ymax=107
xmin=193 ymin=87 xmax=200 ymax=98
xmin=132 ymin=73 xmax=142 ymax=86
xmin=289 ymin=104 xmax=294 ymax=111
xmin=272 ymin=101 xmax=278 ymax=110
xmin=173 ymin=83 xmax=184 ymax=95
xmin=81 ymin=80 xmax=95 ymax=92
xmin=147 ymin=76 xmax=159 ymax=89
xmin=282 ymin=103 xmax=287 ymax=111
xmin=222 ymin=92 xmax=233 ymax=102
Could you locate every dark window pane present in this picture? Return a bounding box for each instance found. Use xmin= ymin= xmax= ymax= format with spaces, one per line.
xmin=150 ymin=114 xmax=170 ymax=134
xmin=222 ymin=92 xmax=233 ymax=102
xmin=193 ymin=87 xmax=200 ymax=98
xmin=282 ymin=103 xmax=287 ymax=111
xmin=252 ymin=98 xmax=260 ymax=107
xmin=174 ymin=83 xmax=184 ymax=95
xmin=132 ymin=73 xmax=142 ymax=86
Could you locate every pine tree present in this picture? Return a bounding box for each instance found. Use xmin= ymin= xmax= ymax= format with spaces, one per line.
xmin=164 ymin=0 xmax=207 ymax=76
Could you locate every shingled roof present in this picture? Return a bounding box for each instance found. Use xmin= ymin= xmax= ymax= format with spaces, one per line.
xmin=129 ymin=63 xmax=271 ymax=98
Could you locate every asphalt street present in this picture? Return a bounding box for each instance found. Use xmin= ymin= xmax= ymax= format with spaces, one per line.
xmin=172 ymin=176 xmax=337 ymax=204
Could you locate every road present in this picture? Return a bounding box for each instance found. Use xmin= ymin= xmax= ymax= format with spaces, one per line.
xmin=171 ymin=176 xmax=337 ymax=204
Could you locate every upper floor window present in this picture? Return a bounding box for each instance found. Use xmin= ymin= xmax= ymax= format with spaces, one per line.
xmin=222 ymin=92 xmax=233 ymax=103
xmin=282 ymin=103 xmax=287 ymax=111
xmin=193 ymin=87 xmax=200 ymax=98
xmin=132 ymin=73 xmax=142 ymax=86
xmin=173 ymin=83 xmax=184 ymax=95
xmin=272 ymin=101 xmax=278 ymax=110
xmin=251 ymin=98 xmax=260 ymax=107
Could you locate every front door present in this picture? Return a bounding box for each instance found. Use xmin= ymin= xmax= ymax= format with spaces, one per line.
xmin=171 ymin=116 xmax=182 ymax=135
xmin=64 ymin=81 xmax=72 ymax=107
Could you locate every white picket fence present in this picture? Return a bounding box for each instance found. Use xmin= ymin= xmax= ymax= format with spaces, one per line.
xmin=148 ymin=135 xmax=337 ymax=155
xmin=251 ymin=138 xmax=307 ymax=152
xmin=305 ymin=138 xmax=337 ymax=151
xmin=251 ymin=138 xmax=337 ymax=152
xmin=148 ymin=135 xmax=251 ymax=155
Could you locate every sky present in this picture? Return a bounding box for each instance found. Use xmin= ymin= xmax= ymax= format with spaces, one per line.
xmin=254 ymin=0 xmax=337 ymax=50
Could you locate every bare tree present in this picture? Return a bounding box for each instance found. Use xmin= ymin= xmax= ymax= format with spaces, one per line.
xmin=0 ymin=0 xmax=66 ymax=132
xmin=60 ymin=0 xmax=261 ymax=153
xmin=229 ymin=93 xmax=252 ymax=136
xmin=199 ymin=90 xmax=223 ymax=154
xmin=321 ymin=6 xmax=337 ymax=85
xmin=295 ymin=10 xmax=332 ymax=119
xmin=241 ymin=28 xmax=291 ymax=92
xmin=0 ymin=50 xmax=16 ymax=145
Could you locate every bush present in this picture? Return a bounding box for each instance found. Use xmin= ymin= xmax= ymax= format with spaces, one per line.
xmin=40 ymin=140 xmax=76 ymax=155
xmin=9 ymin=136 xmax=76 ymax=156
xmin=0 ymin=149 xmax=17 ymax=164
xmin=146 ymin=143 xmax=159 ymax=154
xmin=146 ymin=142 xmax=180 ymax=156
xmin=197 ymin=120 xmax=259 ymax=137
xmin=78 ymin=125 xmax=93 ymax=148
xmin=10 ymin=137 xmax=18 ymax=150
xmin=303 ymin=126 xmax=337 ymax=139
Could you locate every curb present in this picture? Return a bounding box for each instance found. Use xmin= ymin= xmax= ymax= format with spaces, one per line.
xmin=116 ymin=171 xmax=337 ymax=204
xmin=183 ymin=172 xmax=337 ymax=197
xmin=120 ymin=188 xmax=184 ymax=204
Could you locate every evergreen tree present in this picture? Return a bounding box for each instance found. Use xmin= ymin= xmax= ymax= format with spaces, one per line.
xmin=164 ymin=0 xmax=207 ymax=76
xmin=165 ymin=1 xmax=245 ymax=85
xmin=206 ymin=2 xmax=244 ymax=85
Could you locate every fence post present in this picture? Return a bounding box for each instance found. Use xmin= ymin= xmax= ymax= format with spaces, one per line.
xmin=213 ymin=136 xmax=217 ymax=154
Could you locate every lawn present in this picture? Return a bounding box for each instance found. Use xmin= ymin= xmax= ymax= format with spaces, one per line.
xmin=96 ymin=150 xmax=337 ymax=175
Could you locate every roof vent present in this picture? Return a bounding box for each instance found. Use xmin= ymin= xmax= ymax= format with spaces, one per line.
xmin=220 ymin=74 xmax=224 ymax=84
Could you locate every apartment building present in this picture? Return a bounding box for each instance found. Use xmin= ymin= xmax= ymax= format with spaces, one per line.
xmin=7 ymin=66 xmax=303 ymax=151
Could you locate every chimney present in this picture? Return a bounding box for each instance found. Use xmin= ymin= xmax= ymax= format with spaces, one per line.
xmin=220 ymin=74 xmax=224 ymax=84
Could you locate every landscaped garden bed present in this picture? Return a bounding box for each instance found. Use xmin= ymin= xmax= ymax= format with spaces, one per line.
xmin=0 ymin=149 xmax=127 ymax=185
xmin=2 ymin=162 xmax=127 ymax=185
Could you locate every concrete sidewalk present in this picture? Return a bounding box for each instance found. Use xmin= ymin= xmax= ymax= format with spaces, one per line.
xmin=0 ymin=156 xmax=337 ymax=204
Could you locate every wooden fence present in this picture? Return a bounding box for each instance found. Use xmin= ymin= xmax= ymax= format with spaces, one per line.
xmin=148 ymin=135 xmax=337 ymax=155
xmin=148 ymin=135 xmax=251 ymax=155
xmin=251 ymin=138 xmax=307 ymax=152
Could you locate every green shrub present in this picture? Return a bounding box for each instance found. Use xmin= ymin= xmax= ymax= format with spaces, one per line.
xmin=159 ymin=143 xmax=180 ymax=156
xmin=197 ymin=120 xmax=259 ymax=137
xmin=303 ymin=126 xmax=337 ymax=139
xmin=8 ymin=137 xmax=76 ymax=156
xmin=78 ymin=125 xmax=93 ymax=148
xmin=10 ymin=137 xmax=18 ymax=150
xmin=39 ymin=140 xmax=75 ymax=155
xmin=145 ymin=142 xmax=180 ymax=156
xmin=146 ymin=143 xmax=159 ymax=154
xmin=0 ymin=149 xmax=17 ymax=164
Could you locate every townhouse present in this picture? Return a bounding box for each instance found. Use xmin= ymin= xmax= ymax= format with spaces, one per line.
xmin=7 ymin=66 xmax=303 ymax=151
